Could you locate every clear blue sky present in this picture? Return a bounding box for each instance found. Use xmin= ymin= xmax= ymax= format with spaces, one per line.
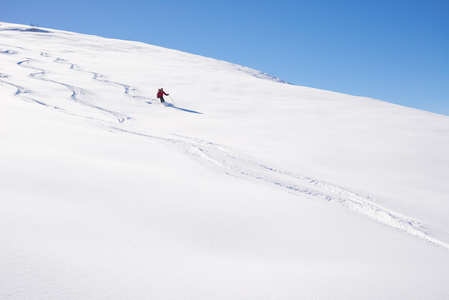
xmin=2 ymin=0 xmax=448 ymax=115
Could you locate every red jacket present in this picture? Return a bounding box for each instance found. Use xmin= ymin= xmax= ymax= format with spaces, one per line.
xmin=157 ymin=90 xmax=168 ymax=98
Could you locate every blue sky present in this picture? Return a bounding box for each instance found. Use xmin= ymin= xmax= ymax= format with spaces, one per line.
xmin=2 ymin=0 xmax=448 ymax=115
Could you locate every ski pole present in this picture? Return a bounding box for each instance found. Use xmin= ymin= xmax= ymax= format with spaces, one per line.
xmin=169 ymin=95 xmax=176 ymax=104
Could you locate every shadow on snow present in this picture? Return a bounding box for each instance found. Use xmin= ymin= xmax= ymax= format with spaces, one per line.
xmin=164 ymin=103 xmax=203 ymax=114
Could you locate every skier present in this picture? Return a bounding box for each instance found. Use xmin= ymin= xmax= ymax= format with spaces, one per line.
xmin=157 ymin=88 xmax=169 ymax=103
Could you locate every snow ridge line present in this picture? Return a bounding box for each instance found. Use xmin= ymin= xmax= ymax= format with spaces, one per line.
xmin=0 ymin=43 xmax=25 ymax=51
xmin=112 ymin=127 xmax=449 ymax=250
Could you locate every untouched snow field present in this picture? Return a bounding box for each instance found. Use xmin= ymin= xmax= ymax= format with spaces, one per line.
xmin=1 ymin=23 xmax=449 ymax=299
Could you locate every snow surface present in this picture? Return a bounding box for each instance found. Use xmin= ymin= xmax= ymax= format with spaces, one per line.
xmin=1 ymin=22 xmax=449 ymax=299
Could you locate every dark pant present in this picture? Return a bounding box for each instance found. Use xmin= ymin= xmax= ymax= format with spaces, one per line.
xmin=158 ymin=97 xmax=165 ymax=103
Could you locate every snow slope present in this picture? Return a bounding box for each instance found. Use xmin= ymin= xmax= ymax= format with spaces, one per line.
xmin=1 ymin=22 xmax=449 ymax=299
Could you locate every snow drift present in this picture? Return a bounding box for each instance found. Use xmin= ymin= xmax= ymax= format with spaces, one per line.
xmin=1 ymin=22 xmax=449 ymax=299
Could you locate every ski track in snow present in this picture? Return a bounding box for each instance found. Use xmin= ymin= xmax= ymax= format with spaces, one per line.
xmin=22 ymin=55 xmax=131 ymax=123
xmin=0 ymin=47 xmax=150 ymax=123
xmin=2 ymin=46 xmax=449 ymax=251
xmin=112 ymin=127 xmax=449 ymax=251
xmin=52 ymin=56 xmax=151 ymax=103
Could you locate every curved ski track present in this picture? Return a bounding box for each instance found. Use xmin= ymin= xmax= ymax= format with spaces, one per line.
xmin=1 ymin=46 xmax=150 ymax=123
xmin=112 ymin=127 xmax=449 ymax=250
xmin=2 ymin=46 xmax=449 ymax=251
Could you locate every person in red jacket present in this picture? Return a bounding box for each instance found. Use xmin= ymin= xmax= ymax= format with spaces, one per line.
xmin=157 ymin=88 xmax=169 ymax=103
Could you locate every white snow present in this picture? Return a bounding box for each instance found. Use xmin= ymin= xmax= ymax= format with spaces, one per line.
xmin=1 ymin=22 xmax=449 ymax=299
